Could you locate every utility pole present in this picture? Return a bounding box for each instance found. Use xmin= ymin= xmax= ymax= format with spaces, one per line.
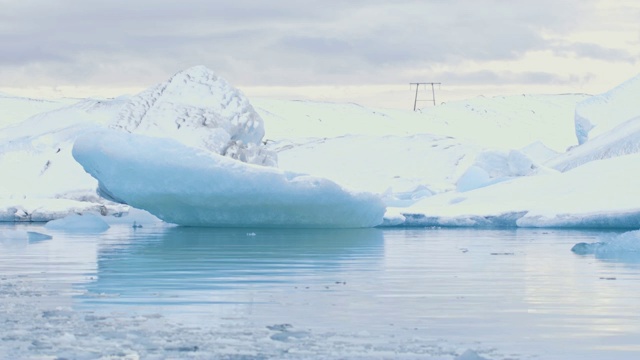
xmin=410 ymin=82 xmax=441 ymax=111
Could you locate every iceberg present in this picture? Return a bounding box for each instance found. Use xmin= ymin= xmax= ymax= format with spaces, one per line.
xmin=72 ymin=129 xmax=385 ymax=228
xmin=111 ymin=65 xmax=276 ymax=166
xmin=574 ymin=73 xmax=640 ymax=145
xmin=0 ymin=66 xmax=276 ymax=221
xmin=572 ymin=230 xmax=640 ymax=263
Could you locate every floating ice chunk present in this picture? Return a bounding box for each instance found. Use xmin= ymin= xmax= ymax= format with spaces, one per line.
xmin=45 ymin=213 xmax=110 ymax=233
xmin=572 ymin=230 xmax=640 ymax=261
xmin=72 ymin=129 xmax=385 ymax=228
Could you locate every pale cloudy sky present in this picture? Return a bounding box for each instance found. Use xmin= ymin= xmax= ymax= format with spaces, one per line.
xmin=1 ymin=0 xmax=638 ymax=108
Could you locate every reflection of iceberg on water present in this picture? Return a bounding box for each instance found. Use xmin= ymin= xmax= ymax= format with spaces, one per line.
xmin=81 ymin=227 xmax=384 ymax=310
xmin=73 ymin=130 xmax=386 ymax=228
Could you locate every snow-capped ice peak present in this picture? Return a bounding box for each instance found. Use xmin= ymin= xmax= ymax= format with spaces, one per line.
xmin=110 ymin=65 xmax=276 ymax=166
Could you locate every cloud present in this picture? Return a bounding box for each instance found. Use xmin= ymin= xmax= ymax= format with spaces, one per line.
xmin=0 ymin=0 xmax=635 ymax=90
xmin=437 ymin=70 xmax=591 ymax=86
xmin=553 ymin=42 xmax=638 ymax=62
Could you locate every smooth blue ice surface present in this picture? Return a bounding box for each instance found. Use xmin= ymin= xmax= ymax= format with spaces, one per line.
xmin=72 ymin=129 xmax=385 ymax=228
xmin=2 ymin=224 xmax=640 ymax=359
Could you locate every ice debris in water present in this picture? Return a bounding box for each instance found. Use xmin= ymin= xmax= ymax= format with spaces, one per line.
xmin=45 ymin=213 xmax=110 ymax=233
xmin=572 ymin=230 xmax=640 ymax=258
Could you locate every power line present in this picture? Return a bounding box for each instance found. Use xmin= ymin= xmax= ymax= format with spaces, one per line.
xmin=410 ymin=82 xmax=441 ymax=111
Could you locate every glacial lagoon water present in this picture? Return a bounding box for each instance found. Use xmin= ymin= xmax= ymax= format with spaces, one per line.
xmin=1 ymin=224 xmax=640 ymax=359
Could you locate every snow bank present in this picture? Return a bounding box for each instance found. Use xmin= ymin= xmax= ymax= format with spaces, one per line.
xmin=574 ymin=74 xmax=640 ymax=145
xmin=547 ymin=116 xmax=640 ymax=172
xmin=256 ymin=94 xmax=585 ymax=152
xmin=45 ymin=213 xmax=110 ymax=233
xmin=111 ymin=66 xmax=276 ymax=166
xmin=0 ymin=93 xmax=77 ymax=129
xmin=272 ymin=134 xmax=478 ymax=204
xmin=546 ymin=75 xmax=640 ymax=172
xmin=72 ymin=130 xmax=385 ymax=228
xmin=455 ymin=149 xmax=543 ymax=192
xmin=389 ymin=153 xmax=640 ymax=228
xmin=0 ymin=198 xmax=127 ymax=222
xmin=260 ymin=94 xmax=583 ymax=206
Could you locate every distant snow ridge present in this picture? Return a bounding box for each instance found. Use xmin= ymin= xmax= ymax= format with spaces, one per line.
xmin=574 ymin=73 xmax=640 ymax=145
xmin=547 ymin=115 xmax=640 ymax=172
xmin=547 ymin=74 xmax=640 ymax=171
xmin=111 ymin=66 xmax=276 ymax=166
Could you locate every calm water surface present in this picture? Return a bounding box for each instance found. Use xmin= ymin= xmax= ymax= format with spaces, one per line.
xmin=1 ymin=224 xmax=639 ymax=359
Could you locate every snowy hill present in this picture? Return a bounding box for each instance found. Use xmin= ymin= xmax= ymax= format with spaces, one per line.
xmin=387 ymin=74 xmax=640 ymax=228
xmin=255 ymin=94 xmax=586 ymax=151
xmin=0 ymin=93 xmax=79 ymax=129
xmin=254 ymin=94 xmax=584 ymax=202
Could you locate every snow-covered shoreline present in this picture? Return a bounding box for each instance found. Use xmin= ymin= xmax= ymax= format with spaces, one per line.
xmin=1 ymin=66 xmax=639 ymax=229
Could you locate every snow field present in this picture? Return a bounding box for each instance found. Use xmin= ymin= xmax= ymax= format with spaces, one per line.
xmin=0 ymin=65 xmax=639 ymax=230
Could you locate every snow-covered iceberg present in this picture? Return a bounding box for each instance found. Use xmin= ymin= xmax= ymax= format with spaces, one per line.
xmin=574 ymin=73 xmax=640 ymax=145
xmin=72 ymin=129 xmax=385 ymax=228
xmin=111 ymin=65 xmax=276 ymax=166
xmin=0 ymin=66 xmax=276 ymax=222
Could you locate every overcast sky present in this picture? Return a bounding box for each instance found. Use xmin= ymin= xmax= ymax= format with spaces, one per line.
xmin=1 ymin=0 xmax=638 ymax=108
